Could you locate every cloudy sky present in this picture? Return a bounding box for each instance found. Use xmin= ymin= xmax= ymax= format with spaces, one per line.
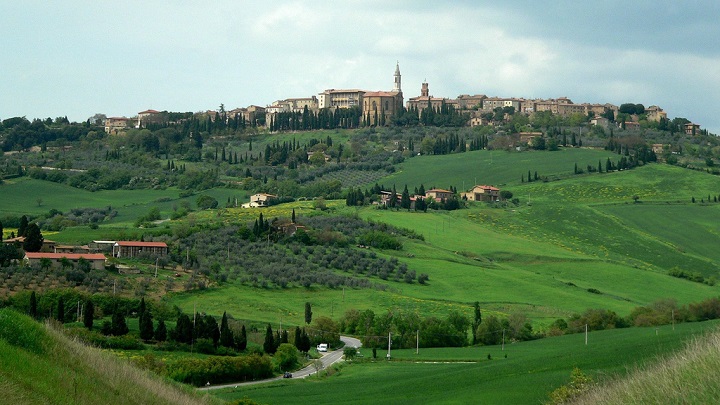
xmin=1 ymin=1 xmax=718 ymax=133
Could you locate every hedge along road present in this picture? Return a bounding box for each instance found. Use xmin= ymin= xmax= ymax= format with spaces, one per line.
xmin=199 ymin=336 xmax=362 ymax=391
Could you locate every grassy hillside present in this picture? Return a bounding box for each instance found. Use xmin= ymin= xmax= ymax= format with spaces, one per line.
xmin=376 ymin=148 xmax=620 ymax=190
xmin=216 ymin=320 xmax=720 ymax=405
xmin=574 ymin=327 xmax=720 ymax=404
xmin=163 ymin=161 xmax=720 ymax=328
xmin=0 ymin=308 xmax=218 ymax=405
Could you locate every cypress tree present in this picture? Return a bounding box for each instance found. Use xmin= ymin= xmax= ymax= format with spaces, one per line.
xmin=294 ymin=326 xmax=302 ymax=349
xmin=57 ymin=296 xmax=65 ymax=323
xmin=236 ymin=325 xmax=247 ymax=351
xmin=154 ymin=319 xmax=167 ymax=342
xmin=139 ymin=309 xmax=154 ymax=341
xmin=0 ymin=220 xmax=4 ymax=241
xmin=29 ymin=291 xmax=37 ymax=318
xmin=263 ymin=324 xmax=276 ymax=354
xmin=18 ymin=215 xmax=28 ymax=237
xmin=304 ymin=302 xmax=312 ymax=325
xmin=111 ymin=307 xmax=129 ymax=336
xmin=23 ymin=223 xmax=43 ymax=252
xmin=220 ymin=311 xmax=234 ymax=348
xmin=83 ymin=299 xmax=94 ymax=330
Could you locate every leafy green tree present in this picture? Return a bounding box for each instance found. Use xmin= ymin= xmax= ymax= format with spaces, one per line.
xmin=154 ymin=319 xmax=167 ymax=342
xmin=343 ymin=346 xmax=357 ymax=360
xmin=196 ymin=195 xmax=218 ymax=210
xmin=0 ymin=243 xmax=21 ymax=267
xmin=475 ymin=315 xmax=502 ymax=345
xmin=0 ymin=220 xmax=3 ymax=240
xmin=83 ymin=299 xmax=94 ymax=330
xmin=22 ymin=223 xmax=44 ymax=252
xmin=275 ymin=343 xmax=299 ymax=371
xmin=264 ymin=324 xmax=277 ymax=354
xmin=305 ymin=302 xmax=312 ymax=325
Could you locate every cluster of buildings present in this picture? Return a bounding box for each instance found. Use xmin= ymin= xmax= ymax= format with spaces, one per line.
xmin=2 ymin=237 xmax=168 ymax=270
xmin=103 ymin=63 xmax=701 ymax=135
xmin=379 ymin=184 xmax=501 ymax=208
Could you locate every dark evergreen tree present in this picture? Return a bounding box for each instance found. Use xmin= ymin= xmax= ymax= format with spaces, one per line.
xmin=220 ymin=311 xmax=234 ymax=348
xmin=294 ymin=326 xmax=302 ymax=349
xmin=263 ymin=324 xmax=276 ymax=354
xmin=291 ymin=209 xmax=296 ymax=223
xmin=18 ymin=215 xmax=28 ymax=237
xmin=83 ymin=299 xmax=94 ymax=330
xmin=154 ymin=319 xmax=167 ymax=342
xmin=173 ymin=314 xmax=193 ymax=343
xmin=472 ymin=301 xmax=482 ymax=345
xmin=236 ymin=325 xmax=248 ymax=351
xmin=29 ymin=291 xmax=37 ymax=318
xmin=400 ymin=185 xmax=411 ymax=209
xmin=23 ymin=223 xmax=43 ymax=252
xmin=139 ymin=308 xmax=154 ymax=341
xmin=57 ymin=296 xmax=65 ymax=323
xmin=305 ymin=302 xmax=312 ymax=325
xmin=111 ymin=307 xmax=129 ymax=336
xmin=0 ymin=221 xmax=3 ymax=241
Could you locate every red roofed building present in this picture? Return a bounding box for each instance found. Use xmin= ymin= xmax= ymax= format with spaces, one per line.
xmin=24 ymin=252 xmax=106 ymax=270
xmin=113 ymin=241 xmax=168 ymax=258
xmin=137 ymin=109 xmax=163 ymax=128
xmin=462 ymin=185 xmax=500 ymax=202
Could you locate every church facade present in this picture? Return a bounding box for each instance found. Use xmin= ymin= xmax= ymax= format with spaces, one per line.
xmin=362 ymin=63 xmax=404 ymax=126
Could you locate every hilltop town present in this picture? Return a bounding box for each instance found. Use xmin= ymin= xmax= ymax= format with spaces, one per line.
xmin=103 ymin=63 xmax=706 ymax=138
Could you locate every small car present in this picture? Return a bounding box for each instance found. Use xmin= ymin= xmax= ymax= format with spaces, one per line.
xmin=283 ymin=372 xmax=292 ymax=378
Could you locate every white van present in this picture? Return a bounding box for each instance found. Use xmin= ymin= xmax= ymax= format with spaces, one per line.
xmin=317 ymin=343 xmax=328 ymax=352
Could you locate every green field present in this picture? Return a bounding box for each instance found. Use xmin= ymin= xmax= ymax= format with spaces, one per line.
xmin=216 ymin=320 xmax=720 ymax=405
xmin=376 ymin=148 xmax=620 ymax=190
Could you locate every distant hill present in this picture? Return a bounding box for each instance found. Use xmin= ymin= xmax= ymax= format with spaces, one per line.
xmin=0 ymin=308 xmax=218 ymax=405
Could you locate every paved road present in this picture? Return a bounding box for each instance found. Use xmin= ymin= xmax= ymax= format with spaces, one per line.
xmin=199 ymin=335 xmax=362 ymax=391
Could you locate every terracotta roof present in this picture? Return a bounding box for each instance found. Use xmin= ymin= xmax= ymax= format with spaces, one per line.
xmin=427 ymin=188 xmax=453 ymax=193
xmin=3 ymin=237 xmax=55 ymax=244
xmin=25 ymin=252 xmax=106 ymax=260
xmin=138 ymin=109 xmax=160 ymax=114
xmin=115 ymin=241 xmax=168 ymax=248
xmin=364 ymin=91 xmax=400 ymax=97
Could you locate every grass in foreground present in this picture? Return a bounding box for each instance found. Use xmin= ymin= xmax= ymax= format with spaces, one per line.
xmin=574 ymin=326 xmax=720 ymax=404
xmin=215 ymin=320 xmax=720 ymax=405
xmin=0 ymin=308 xmax=219 ymax=405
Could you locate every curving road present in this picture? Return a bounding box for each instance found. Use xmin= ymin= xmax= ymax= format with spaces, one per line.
xmin=199 ymin=335 xmax=362 ymax=391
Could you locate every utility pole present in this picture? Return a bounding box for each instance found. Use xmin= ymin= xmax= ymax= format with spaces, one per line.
xmin=387 ymin=332 xmax=392 ymax=360
xmin=416 ymin=330 xmax=419 ymax=355
xmin=502 ymin=329 xmax=505 ymax=351
xmin=672 ymin=309 xmax=675 ymax=331
xmin=155 ymin=257 xmax=159 ymax=278
xmin=585 ymin=324 xmax=588 ymax=345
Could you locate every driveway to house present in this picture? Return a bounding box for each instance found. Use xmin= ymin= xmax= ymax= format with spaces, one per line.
xmin=199 ymin=335 xmax=362 ymax=391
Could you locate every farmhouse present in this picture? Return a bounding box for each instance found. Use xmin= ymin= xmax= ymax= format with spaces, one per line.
xmin=242 ymin=193 xmax=277 ymax=208
xmin=24 ymin=252 xmax=106 ymax=270
xmin=3 ymin=236 xmax=56 ymax=253
xmin=462 ymin=185 xmax=500 ymax=202
xmin=425 ymin=188 xmax=454 ymax=202
xmin=113 ymin=241 xmax=168 ymax=258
